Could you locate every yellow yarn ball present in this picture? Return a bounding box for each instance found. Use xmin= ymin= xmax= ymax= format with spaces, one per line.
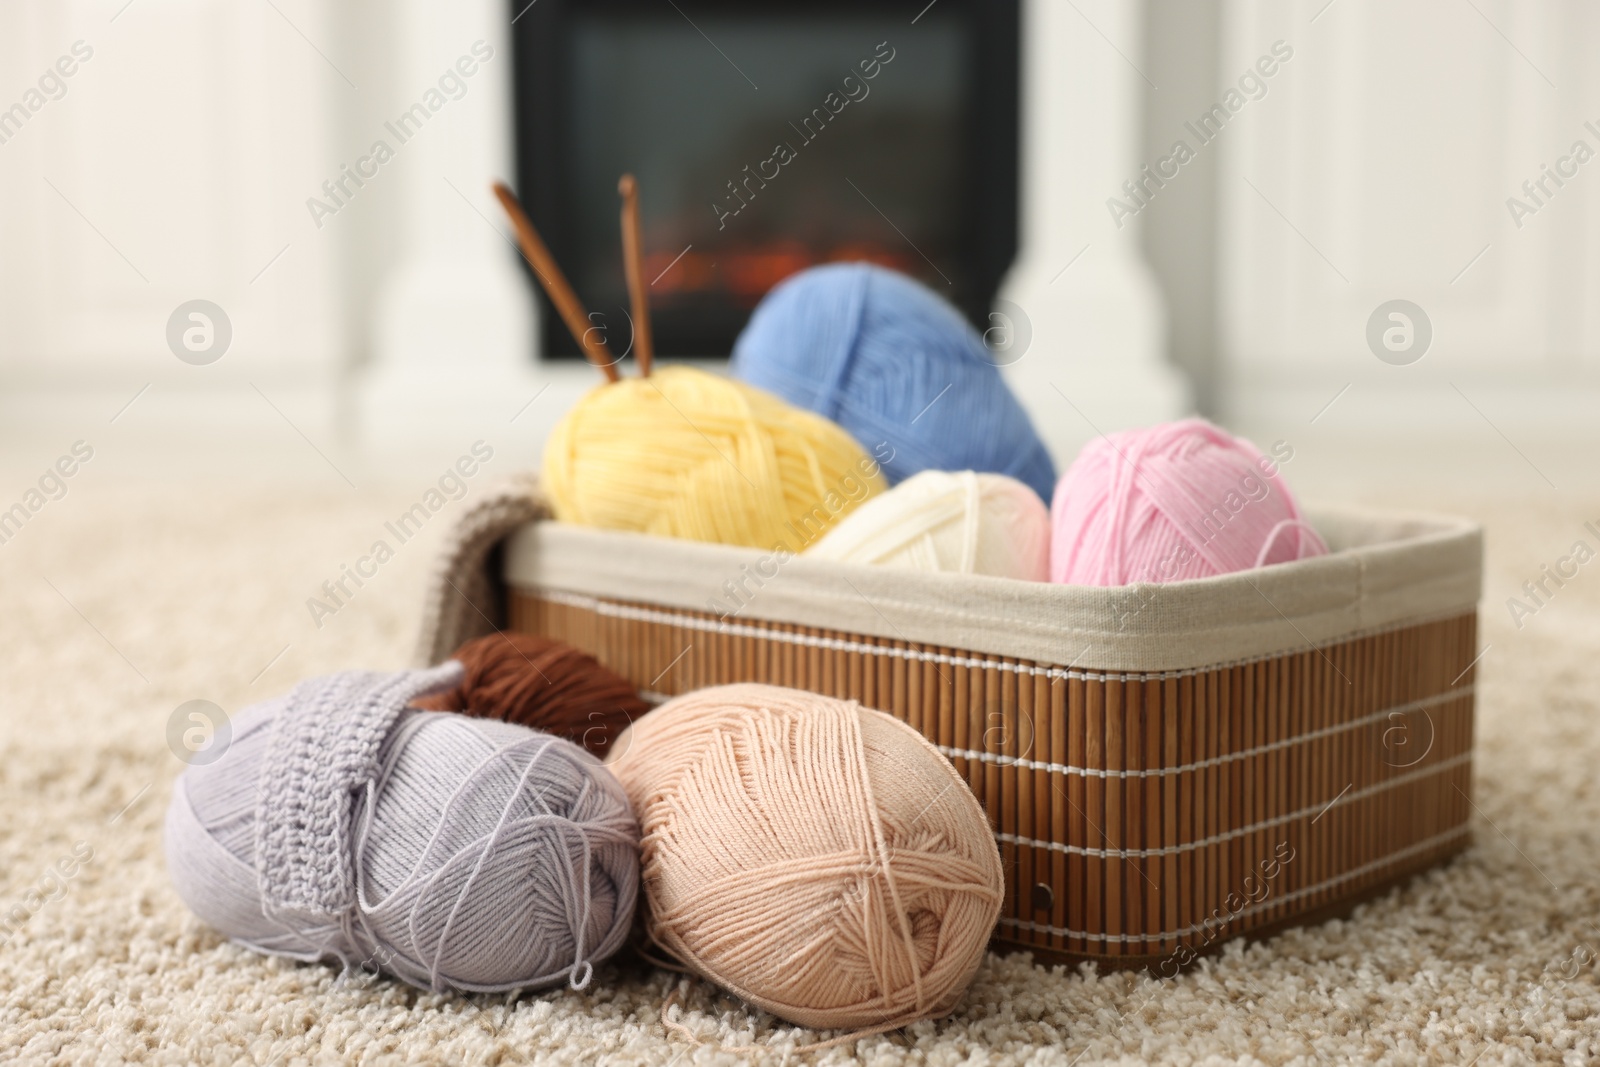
xmin=543 ymin=366 xmax=886 ymax=551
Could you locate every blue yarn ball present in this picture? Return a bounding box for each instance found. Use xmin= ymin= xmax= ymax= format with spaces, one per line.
xmin=729 ymin=263 xmax=1057 ymax=502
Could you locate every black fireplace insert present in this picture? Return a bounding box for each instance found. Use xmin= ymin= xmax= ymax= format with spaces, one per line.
xmin=510 ymin=0 xmax=1019 ymax=361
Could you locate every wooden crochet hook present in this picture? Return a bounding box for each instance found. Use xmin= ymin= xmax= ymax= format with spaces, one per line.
xmin=618 ymin=174 xmax=654 ymax=377
xmin=492 ymin=181 xmax=618 ymax=382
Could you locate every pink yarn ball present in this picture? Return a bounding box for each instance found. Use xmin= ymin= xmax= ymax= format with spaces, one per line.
xmin=1049 ymin=419 xmax=1327 ymax=586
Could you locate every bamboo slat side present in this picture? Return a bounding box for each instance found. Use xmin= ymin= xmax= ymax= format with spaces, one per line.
xmin=510 ymin=590 xmax=1477 ymax=965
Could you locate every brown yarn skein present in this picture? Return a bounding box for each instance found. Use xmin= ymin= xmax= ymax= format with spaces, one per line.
xmin=415 ymin=633 xmax=649 ymax=757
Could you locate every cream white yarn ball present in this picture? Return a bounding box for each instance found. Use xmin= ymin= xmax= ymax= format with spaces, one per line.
xmin=805 ymin=470 xmax=1049 ymax=580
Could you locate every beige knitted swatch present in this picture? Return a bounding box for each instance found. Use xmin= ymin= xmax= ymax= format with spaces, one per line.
xmin=413 ymin=474 xmax=546 ymax=667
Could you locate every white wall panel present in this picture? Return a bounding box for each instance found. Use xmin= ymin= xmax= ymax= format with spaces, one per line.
xmin=1218 ymin=0 xmax=1598 ymax=423
xmin=0 ymin=0 xmax=345 ymax=397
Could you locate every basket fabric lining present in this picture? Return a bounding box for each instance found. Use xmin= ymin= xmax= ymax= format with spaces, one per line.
xmin=536 ymin=585 xmax=1472 ymax=700
xmin=504 ymin=506 xmax=1482 ymax=672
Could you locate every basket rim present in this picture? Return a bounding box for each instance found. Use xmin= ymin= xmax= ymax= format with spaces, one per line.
xmin=503 ymin=503 xmax=1481 ymax=672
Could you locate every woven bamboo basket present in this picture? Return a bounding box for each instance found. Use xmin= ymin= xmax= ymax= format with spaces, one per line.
xmin=423 ymin=492 xmax=1481 ymax=970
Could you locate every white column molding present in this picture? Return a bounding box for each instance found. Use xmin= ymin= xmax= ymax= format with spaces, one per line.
xmin=1000 ymin=0 xmax=1191 ymax=466
xmin=1216 ymin=0 xmax=1600 ymax=436
xmin=357 ymin=0 xmax=591 ymax=458
xmin=0 ymin=0 xmax=346 ymax=438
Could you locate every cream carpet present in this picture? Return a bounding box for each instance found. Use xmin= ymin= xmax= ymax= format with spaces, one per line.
xmin=2 ymin=476 xmax=1597 ymax=1065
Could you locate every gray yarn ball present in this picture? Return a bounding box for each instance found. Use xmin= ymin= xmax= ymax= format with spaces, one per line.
xmin=164 ymin=664 xmax=640 ymax=994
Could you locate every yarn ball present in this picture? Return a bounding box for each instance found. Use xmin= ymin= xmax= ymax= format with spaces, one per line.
xmin=165 ymin=665 xmax=639 ymax=993
xmin=606 ymin=683 xmax=1003 ymax=1032
xmin=729 ymin=263 xmax=1057 ymax=502
xmin=1050 ymin=418 xmax=1328 ymax=585
xmin=807 ymin=470 xmax=1049 ymax=581
xmin=543 ymin=365 xmax=887 ymax=552
xmin=413 ymin=632 xmax=650 ymax=758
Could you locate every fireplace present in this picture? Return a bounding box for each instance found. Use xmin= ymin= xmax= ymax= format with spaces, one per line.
xmin=510 ymin=0 xmax=1019 ymax=360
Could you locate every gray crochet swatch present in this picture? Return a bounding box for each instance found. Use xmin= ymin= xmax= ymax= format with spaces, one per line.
xmin=254 ymin=663 xmax=464 ymax=920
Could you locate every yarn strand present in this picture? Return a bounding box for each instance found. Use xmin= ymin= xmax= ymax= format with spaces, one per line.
xmin=846 ymin=704 xmax=927 ymax=1019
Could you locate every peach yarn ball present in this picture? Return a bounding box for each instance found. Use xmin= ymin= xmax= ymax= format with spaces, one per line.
xmin=605 ymin=683 xmax=1003 ymax=1032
